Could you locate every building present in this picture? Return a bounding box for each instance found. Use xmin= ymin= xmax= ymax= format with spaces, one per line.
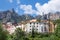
xmin=20 ymin=19 xmax=55 ymax=33
xmin=2 ymin=22 xmax=22 ymax=34
xmin=2 ymin=22 xmax=16 ymax=34
xmin=2 ymin=19 xmax=55 ymax=34
xmin=25 ymin=22 xmax=49 ymax=33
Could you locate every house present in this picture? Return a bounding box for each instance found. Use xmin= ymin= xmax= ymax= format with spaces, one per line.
xmin=3 ymin=22 xmax=16 ymax=34
xmin=25 ymin=22 xmax=49 ymax=33
xmin=2 ymin=22 xmax=22 ymax=34
xmin=20 ymin=19 xmax=55 ymax=33
xmin=2 ymin=19 xmax=55 ymax=34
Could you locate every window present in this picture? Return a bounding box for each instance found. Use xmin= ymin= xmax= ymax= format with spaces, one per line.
xmin=30 ymin=29 xmax=31 ymax=30
xmin=34 ymin=26 xmax=35 ymax=27
xmin=37 ymin=29 xmax=38 ymax=30
xmin=29 ymin=32 xmax=31 ymax=33
xmin=37 ymin=26 xmax=38 ymax=27
xmin=34 ymin=23 xmax=35 ymax=24
xmin=41 ymin=27 xmax=43 ymax=32
xmin=30 ymin=23 xmax=31 ymax=24
xmin=30 ymin=26 xmax=31 ymax=27
xmin=44 ymin=26 xmax=47 ymax=32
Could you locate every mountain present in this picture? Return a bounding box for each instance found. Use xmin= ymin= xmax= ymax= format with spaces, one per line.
xmin=0 ymin=9 xmax=34 ymax=23
xmin=0 ymin=9 xmax=22 ymax=23
xmin=47 ymin=12 xmax=60 ymax=20
xmin=35 ymin=15 xmax=42 ymax=20
xmin=1 ymin=8 xmax=60 ymax=23
xmin=21 ymin=14 xmax=34 ymax=21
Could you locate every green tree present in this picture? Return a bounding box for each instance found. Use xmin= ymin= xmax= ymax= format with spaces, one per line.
xmin=12 ymin=28 xmax=26 ymax=40
xmin=0 ymin=23 xmax=9 ymax=40
xmin=53 ymin=19 xmax=60 ymax=24
xmin=55 ymin=24 xmax=60 ymax=38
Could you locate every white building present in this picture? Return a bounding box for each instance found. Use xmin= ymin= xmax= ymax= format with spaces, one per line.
xmin=21 ymin=19 xmax=54 ymax=33
xmin=25 ymin=22 xmax=49 ymax=33
xmin=2 ymin=22 xmax=22 ymax=34
xmin=2 ymin=19 xmax=55 ymax=34
xmin=6 ymin=22 xmax=16 ymax=34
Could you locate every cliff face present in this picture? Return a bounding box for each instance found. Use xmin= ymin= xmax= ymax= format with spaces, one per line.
xmin=0 ymin=9 xmax=34 ymax=23
xmin=0 ymin=9 xmax=21 ymax=23
xmin=0 ymin=8 xmax=60 ymax=23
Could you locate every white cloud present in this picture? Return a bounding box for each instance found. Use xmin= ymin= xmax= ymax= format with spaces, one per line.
xmin=20 ymin=0 xmax=60 ymax=15
xmin=20 ymin=5 xmax=37 ymax=14
xmin=8 ymin=0 xmax=20 ymax=4
xmin=15 ymin=7 xmax=19 ymax=13
xmin=8 ymin=0 xmax=13 ymax=3
xmin=17 ymin=0 xmax=20 ymax=4
xmin=15 ymin=0 xmax=60 ymax=15
xmin=35 ymin=0 xmax=60 ymax=15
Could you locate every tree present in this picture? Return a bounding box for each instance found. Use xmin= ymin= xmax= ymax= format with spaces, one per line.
xmin=52 ymin=19 xmax=60 ymax=37
xmin=55 ymin=24 xmax=60 ymax=38
xmin=12 ymin=28 xmax=26 ymax=40
xmin=53 ymin=19 xmax=60 ymax=24
xmin=0 ymin=23 xmax=9 ymax=40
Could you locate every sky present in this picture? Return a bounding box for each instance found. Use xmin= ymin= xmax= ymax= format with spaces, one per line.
xmin=0 ymin=0 xmax=60 ymax=15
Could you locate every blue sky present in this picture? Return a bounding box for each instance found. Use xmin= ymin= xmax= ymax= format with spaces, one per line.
xmin=0 ymin=0 xmax=49 ymax=9
xmin=20 ymin=0 xmax=49 ymax=9
xmin=0 ymin=0 xmax=58 ymax=15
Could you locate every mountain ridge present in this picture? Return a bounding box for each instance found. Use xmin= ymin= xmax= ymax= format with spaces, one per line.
xmin=0 ymin=9 xmax=60 ymax=23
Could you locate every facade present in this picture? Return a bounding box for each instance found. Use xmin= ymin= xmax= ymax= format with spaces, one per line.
xmin=2 ymin=22 xmax=16 ymax=34
xmin=25 ymin=22 xmax=49 ymax=33
xmin=21 ymin=19 xmax=55 ymax=33
xmin=2 ymin=19 xmax=55 ymax=34
xmin=2 ymin=22 xmax=22 ymax=34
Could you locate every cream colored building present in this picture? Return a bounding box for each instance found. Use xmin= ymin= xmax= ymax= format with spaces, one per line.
xmin=20 ymin=19 xmax=55 ymax=33
xmin=2 ymin=19 xmax=55 ymax=34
